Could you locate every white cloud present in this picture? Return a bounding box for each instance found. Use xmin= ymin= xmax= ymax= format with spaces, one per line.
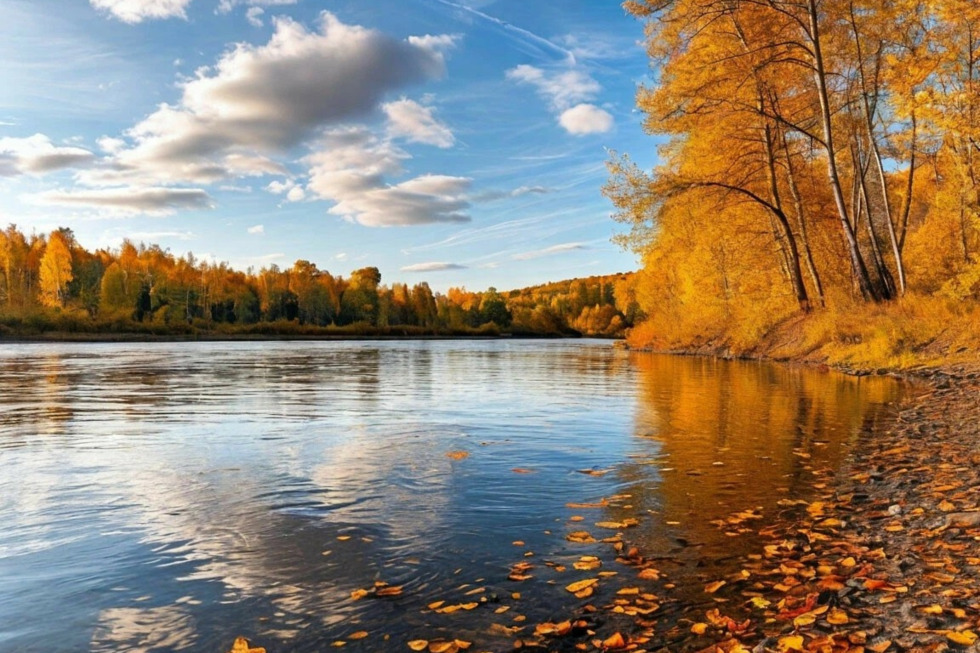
xmin=506 ymin=65 xmax=599 ymax=111
xmin=89 ymin=0 xmax=193 ymax=23
xmin=559 ymin=104 xmax=614 ymax=135
xmin=401 ymin=262 xmax=466 ymax=272
xmin=305 ymin=127 xmax=471 ymax=227
xmin=265 ymin=178 xmax=305 ymax=202
xmin=87 ymin=12 xmax=455 ymax=186
xmin=30 ymin=186 xmax=213 ymax=215
xmin=335 ymin=252 xmax=348 ymax=260
xmin=97 ymin=136 xmax=126 ymax=154
xmin=0 ymin=134 xmax=95 ymax=176
xmin=512 ymin=242 xmax=588 ymax=260
xmin=506 ymin=64 xmax=614 ymax=135
xmin=383 ymin=99 xmax=455 ymax=148
xmin=247 ymin=224 xmax=264 ymax=234
xmin=266 ymin=179 xmax=294 ymax=194
xmin=245 ymin=6 xmax=264 ymax=27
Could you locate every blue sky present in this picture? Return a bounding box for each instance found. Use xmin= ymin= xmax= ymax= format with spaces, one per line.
xmin=0 ymin=0 xmax=656 ymax=291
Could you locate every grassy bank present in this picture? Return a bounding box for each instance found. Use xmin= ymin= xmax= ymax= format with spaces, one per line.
xmin=627 ymin=294 xmax=980 ymax=377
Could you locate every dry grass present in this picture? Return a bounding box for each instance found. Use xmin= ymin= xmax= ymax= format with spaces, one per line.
xmin=627 ymin=292 xmax=980 ymax=373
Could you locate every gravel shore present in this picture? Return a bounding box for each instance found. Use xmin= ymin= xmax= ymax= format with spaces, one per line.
xmin=649 ymin=369 xmax=980 ymax=652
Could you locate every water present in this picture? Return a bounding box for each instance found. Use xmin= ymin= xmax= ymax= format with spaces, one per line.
xmin=0 ymin=340 xmax=905 ymax=652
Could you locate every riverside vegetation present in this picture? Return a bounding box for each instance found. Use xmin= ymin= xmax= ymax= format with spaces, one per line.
xmin=606 ymin=0 xmax=980 ymax=373
xmin=0 ymin=224 xmax=636 ymax=339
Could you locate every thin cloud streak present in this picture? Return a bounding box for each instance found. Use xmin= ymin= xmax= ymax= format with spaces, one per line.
xmin=401 ymin=262 xmax=467 ymax=272
xmin=428 ymin=0 xmax=575 ymax=64
xmin=512 ymin=241 xmax=589 ymax=260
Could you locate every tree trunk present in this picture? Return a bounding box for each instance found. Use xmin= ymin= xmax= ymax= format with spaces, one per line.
xmin=897 ymin=112 xmax=917 ymax=253
xmin=782 ymin=134 xmax=825 ymax=306
xmin=807 ymin=0 xmax=881 ymax=301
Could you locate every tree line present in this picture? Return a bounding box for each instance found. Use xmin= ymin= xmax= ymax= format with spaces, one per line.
xmin=0 ymin=224 xmax=635 ymax=338
xmin=607 ymin=0 xmax=980 ymax=348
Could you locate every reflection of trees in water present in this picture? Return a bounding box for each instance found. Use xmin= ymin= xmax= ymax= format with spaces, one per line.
xmin=606 ymin=354 xmax=904 ymax=598
xmin=0 ymin=354 xmax=74 ymax=440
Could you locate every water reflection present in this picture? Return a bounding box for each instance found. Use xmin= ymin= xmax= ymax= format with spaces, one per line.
xmin=605 ymin=354 xmax=904 ymax=602
xmin=0 ymin=342 xmax=904 ymax=652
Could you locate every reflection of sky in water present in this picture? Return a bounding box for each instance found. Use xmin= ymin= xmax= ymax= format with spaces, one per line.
xmin=0 ymin=342 xmax=904 ymax=652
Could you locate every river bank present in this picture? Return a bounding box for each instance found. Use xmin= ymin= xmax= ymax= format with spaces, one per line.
xmin=529 ymin=365 xmax=980 ymax=652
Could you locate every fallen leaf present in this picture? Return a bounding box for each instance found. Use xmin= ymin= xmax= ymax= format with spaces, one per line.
xmin=535 ymin=621 xmax=572 ymax=637
xmin=229 ymin=637 xmax=266 ymax=653
xmin=350 ymin=589 xmax=369 ymax=601
xmin=566 ymin=578 xmax=599 ymax=594
xmin=376 ymin=586 xmax=403 ymax=597
xmin=777 ymin=635 xmax=804 ymax=652
xmin=704 ymin=580 xmax=726 ymax=594
xmin=691 ymin=623 xmax=708 ymax=635
xmin=947 ymin=631 xmax=978 ymax=646
xmin=445 ymin=451 xmax=469 ymax=460
xmin=574 ymin=556 xmax=601 ymax=571
xmin=793 ymin=612 xmax=817 ymax=627
xmin=637 ymin=568 xmax=660 ymax=581
xmin=348 ymin=632 xmax=368 ymax=640
xmin=566 ymin=531 xmax=596 ymax=543
xmin=826 ymin=608 xmax=848 ymax=625
xmin=602 ymin=632 xmax=626 ymax=649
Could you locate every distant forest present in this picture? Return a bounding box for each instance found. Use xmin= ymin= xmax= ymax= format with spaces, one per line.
xmin=0 ymin=225 xmax=638 ymax=338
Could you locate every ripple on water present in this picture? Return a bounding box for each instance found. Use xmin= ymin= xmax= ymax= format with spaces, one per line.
xmin=0 ymin=341 xmax=906 ymax=652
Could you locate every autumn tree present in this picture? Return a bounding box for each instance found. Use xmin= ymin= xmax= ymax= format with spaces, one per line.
xmin=38 ymin=230 xmax=74 ymax=308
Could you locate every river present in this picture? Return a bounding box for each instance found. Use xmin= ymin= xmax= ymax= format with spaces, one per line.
xmin=0 ymin=340 xmax=904 ymax=652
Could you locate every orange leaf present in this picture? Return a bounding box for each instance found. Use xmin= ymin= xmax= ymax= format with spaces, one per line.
xmin=704 ymin=580 xmax=726 ymax=594
xmin=602 ymin=632 xmax=626 ymax=649
xmin=566 ymin=578 xmax=599 ymax=593
xmin=947 ymin=631 xmax=978 ymax=646
xmin=826 ymin=608 xmax=848 ymax=625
